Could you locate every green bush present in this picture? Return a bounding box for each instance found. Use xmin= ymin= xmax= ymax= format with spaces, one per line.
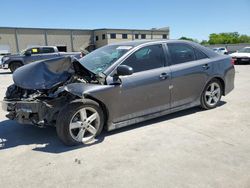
xmin=208 ymin=32 xmax=250 ymax=44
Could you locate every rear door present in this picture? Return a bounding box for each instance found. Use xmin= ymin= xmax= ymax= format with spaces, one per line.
xmin=40 ymin=47 xmax=59 ymax=59
xmin=108 ymin=44 xmax=171 ymax=123
xmin=166 ymin=42 xmax=211 ymax=108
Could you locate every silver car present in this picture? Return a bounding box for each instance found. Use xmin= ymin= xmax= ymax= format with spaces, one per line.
xmin=2 ymin=40 xmax=235 ymax=146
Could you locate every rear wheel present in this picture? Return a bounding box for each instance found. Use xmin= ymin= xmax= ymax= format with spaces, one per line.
xmin=9 ymin=62 xmax=22 ymax=73
xmin=201 ymin=79 xmax=222 ymax=110
xmin=56 ymin=99 xmax=104 ymax=146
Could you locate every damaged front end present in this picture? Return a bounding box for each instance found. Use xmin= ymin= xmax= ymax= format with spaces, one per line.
xmin=2 ymin=56 xmax=103 ymax=127
xmin=2 ymin=84 xmax=73 ymax=127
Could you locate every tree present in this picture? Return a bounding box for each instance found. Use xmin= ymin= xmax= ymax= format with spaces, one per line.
xmin=207 ymin=32 xmax=250 ymax=44
xmin=200 ymin=40 xmax=209 ymax=45
xmin=238 ymin=35 xmax=250 ymax=43
xmin=179 ymin=36 xmax=199 ymax=43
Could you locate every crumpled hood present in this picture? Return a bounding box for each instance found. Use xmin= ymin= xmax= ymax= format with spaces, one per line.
xmin=13 ymin=56 xmax=74 ymax=90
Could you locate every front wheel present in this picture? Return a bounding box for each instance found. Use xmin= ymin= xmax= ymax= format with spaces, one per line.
xmin=9 ymin=62 xmax=22 ymax=73
xmin=56 ymin=99 xmax=104 ymax=146
xmin=201 ymin=79 xmax=222 ymax=110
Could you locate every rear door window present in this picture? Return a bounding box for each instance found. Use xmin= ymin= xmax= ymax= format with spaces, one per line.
xmin=194 ymin=48 xmax=208 ymax=60
xmin=41 ymin=47 xmax=55 ymax=53
xmin=168 ymin=43 xmax=196 ymax=65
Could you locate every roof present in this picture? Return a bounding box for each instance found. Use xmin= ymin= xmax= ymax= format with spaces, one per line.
xmin=108 ymin=40 xmax=153 ymax=47
xmin=107 ymin=39 xmax=196 ymax=47
xmin=0 ymin=26 xmax=169 ymax=32
xmin=94 ymin=27 xmax=169 ymax=32
xmin=0 ymin=26 xmax=92 ymax=32
xmin=25 ymin=46 xmax=57 ymax=48
xmin=106 ymin=39 xmax=219 ymax=58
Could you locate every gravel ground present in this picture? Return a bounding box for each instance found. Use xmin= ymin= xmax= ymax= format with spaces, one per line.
xmin=0 ymin=65 xmax=250 ymax=188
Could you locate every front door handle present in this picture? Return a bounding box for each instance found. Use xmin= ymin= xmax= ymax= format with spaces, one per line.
xmin=202 ymin=64 xmax=210 ymax=70
xmin=159 ymin=72 xmax=169 ymax=80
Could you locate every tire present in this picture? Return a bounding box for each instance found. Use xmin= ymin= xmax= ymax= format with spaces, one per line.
xmin=9 ymin=62 xmax=22 ymax=73
xmin=201 ymin=79 xmax=222 ymax=110
xmin=56 ymin=99 xmax=104 ymax=146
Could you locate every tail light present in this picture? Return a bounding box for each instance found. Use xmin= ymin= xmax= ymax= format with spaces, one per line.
xmin=231 ymin=58 xmax=235 ymax=65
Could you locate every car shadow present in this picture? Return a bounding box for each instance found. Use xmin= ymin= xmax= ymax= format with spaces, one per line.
xmin=0 ymin=120 xmax=106 ymax=153
xmin=0 ymin=101 xmax=226 ymax=154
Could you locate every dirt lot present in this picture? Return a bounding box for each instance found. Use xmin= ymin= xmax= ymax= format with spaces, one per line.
xmin=0 ymin=65 xmax=250 ymax=188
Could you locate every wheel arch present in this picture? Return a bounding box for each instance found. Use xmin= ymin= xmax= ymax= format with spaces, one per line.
xmin=81 ymin=94 xmax=109 ymax=129
xmin=200 ymin=76 xmax=225 ymax=110
xmin=212 ymin=76 xmax=225 ymax=96
xmin=202 ymin=76 xmax=225 ymax=96
xmin=8 ymin=60 xmax=24 ymax=67
xmin=58 ymin=84 xmax=110 ymax=127
xmin=59 ymin=94 xmax=109 ymax=127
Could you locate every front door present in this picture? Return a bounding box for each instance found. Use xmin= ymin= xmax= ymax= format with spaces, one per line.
xmin=24 ymin=47 xmax=42 ymax=64
xmin=109 ymin=44 xmax=171 ymax=123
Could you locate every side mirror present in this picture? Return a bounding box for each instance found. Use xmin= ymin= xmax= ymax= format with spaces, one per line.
xmin=116 ymin=65 xmax=133 ymax=76
xmin=25 ymin=51 xmax=31 ymax=56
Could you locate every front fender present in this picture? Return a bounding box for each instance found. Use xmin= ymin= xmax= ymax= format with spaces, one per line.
xmin=58 ymin=83 xmax=117 ymax=124
xmin=59 ymin=83 xmax=114 ymax=98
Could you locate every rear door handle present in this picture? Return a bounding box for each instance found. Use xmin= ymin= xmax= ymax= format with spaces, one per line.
xmin=159 ymin=72 xmax=169 ymax=80
xmin=202 ymin=64 xmax=210 ymax=70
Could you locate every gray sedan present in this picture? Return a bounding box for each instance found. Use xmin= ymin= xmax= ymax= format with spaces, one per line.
xmin=3 ymin=40 xmax=235 ymax=146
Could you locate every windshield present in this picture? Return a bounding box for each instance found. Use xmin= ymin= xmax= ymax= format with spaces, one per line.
xmin=20 ymin=48 xmax=28 ymax=55
xmin=238 ymin=48 xmax=250 ymax=53
xmin=79 ymin=45 xmax=133 ymax=74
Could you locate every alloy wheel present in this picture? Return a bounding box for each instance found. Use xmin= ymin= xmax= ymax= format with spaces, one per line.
xmin=204 ymin=82 xmax=221 ymax=106
xmin=69 ymin=107 xmax=100 ymax=143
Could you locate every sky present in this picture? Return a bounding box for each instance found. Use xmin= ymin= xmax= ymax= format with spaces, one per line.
xmin=0 ymin=0 xmax=249 ymax=41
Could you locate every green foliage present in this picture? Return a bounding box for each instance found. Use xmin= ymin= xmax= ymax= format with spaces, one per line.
xmin=238 ymin=35 xmax=250 ymax=43
xmin=208 ymin=32 xmax=250 ymax=44
xmin=179 ymin=33 xmax=250 ymax=45
xmin=179 ymin=36 xmax=199 ymax=43
xmin=200 ymin=40 xmax=209 ymax=45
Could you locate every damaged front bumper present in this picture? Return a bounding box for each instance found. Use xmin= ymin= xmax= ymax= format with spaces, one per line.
xmin=1 ymin=100 xmax=52 ymax=126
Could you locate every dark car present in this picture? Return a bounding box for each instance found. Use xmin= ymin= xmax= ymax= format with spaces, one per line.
xmin=2 ymin=40 xmax=235 ymax=146
xmin=1 ymin=46 xmax=84 ymax=72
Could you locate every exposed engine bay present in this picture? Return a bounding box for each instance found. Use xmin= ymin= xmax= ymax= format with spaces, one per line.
xmin=3 ymin=56 xmax=106 ymax=127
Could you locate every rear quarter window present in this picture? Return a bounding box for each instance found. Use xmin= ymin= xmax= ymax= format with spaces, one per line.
xmin=194 ymin=48 xmax=208 ymax=60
